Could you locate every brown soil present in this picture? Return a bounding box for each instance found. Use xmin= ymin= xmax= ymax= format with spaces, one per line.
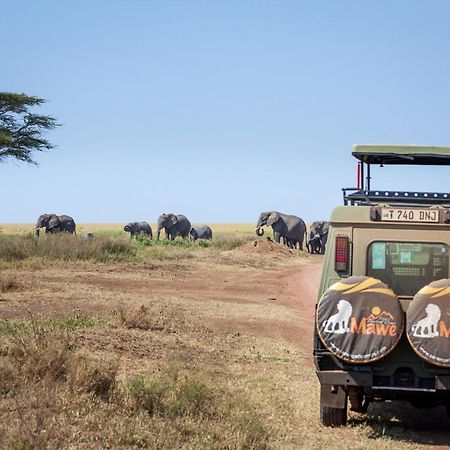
xmin=0 ymin=259 xmax=322 ymax=368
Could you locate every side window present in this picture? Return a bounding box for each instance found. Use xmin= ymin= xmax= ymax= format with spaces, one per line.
xmin=367 ymin=242 xmax=449 ymax=296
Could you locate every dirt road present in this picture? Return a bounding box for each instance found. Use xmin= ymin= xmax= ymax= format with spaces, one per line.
xmin=211 ymin=260 xmax=323 ymax=365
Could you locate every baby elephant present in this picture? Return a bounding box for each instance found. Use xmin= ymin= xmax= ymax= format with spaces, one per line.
xmin=124 ymin=221 xmax=153 ymax=238
xmin=189 ymin=225 xmax=213 ymax=241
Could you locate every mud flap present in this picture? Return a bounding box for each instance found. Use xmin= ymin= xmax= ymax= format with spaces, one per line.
xmin=320 ymin=384 xmax=347 ymax=409
xmin=436 ymin=375 xmax=450 ymax=390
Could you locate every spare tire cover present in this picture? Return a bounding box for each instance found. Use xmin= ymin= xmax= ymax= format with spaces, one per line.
xmin=407 ymin=279 xmax=450 ymax=367
xmin=316 ymin=276 xmax=404 ymax=363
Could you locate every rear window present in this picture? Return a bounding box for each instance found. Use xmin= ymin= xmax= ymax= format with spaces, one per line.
xmin=367 ymin=242 xmax=449 ymax=296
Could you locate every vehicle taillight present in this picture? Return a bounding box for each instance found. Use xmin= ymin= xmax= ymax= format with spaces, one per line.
xmin=335 ymin=235 xmax=350 ymax=273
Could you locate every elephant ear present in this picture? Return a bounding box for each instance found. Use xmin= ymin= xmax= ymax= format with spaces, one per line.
xmin=48 ymin=215 xmax=60 ymax=229
xmin=267 ymin=212 xmax=280 ymax=226
xmin=169 ymin=214 xmax=178 ymax=225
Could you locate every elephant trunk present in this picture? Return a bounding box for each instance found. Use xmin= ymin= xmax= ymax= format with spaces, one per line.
xmin=34 ymin=218 xmax=42 ymax=237
xmin=255 ymin=227 xmax=264 ymax=237
xmin=156 ymin=227 xmax=161 ymax=240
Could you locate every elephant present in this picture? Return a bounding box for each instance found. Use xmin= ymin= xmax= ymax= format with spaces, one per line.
xmin=156 ymin=213 xmax=191 ymax=240
xmin=307 ymin=221 xmax=329 ymax=254
xmin=124 ymin=221 xmax=152 ymax=238
xmin=189 ymin=225 xmax=213 ymax=241
xmin=256 ymin=211 xmax=306 ymax=250
xmin=35 ymin=214 xmax=76 ymax=237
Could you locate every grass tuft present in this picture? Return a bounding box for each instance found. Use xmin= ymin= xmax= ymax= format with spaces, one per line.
xmin=5 ymin=330 xmax=73 ymax=383
xmin=119 ymin=305 xmax=187 ymax=333
xmin=0 ymin=274 xmax=24 ymax=292
xmin=129 ymin=374 xmax=213 ymax=419
xmin=69 ymin=355 xmax=118 ymax=400
xmin=0 ymin=312 xmax=107 ymax=336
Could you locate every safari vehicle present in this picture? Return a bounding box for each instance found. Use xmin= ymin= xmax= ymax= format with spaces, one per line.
xmin=314 ymin=145 xmax=450 ymax=426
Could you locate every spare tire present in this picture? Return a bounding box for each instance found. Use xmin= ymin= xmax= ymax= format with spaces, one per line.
xmin=316 ymin=276 xmax=404 ymax=363
xmin=407 ymin=279 xmax=450 ymax=367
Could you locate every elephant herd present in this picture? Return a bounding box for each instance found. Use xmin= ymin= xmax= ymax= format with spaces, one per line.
xmin=34 ymin=213 xmax=213 ymax=242
xmin=34 ymin=211 xmax=328 ymax=253
xmin=124 ymin=214 xmax=213 ymax=241
xmin=255 ymin=211 xmax=329 ymax=254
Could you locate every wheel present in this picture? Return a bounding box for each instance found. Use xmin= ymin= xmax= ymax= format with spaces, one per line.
xmin=320 ymin=405 xmax=347 ymax=426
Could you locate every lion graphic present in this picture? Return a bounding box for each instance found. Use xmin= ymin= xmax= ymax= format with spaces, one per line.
xmin=411 ymin=303 xmax=441 ymax=338
xmin=322 ymin=299 xmax=352 ymax=334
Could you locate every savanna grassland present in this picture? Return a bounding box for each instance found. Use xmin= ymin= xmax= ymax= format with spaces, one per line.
xmin=0 ymin=224 xmax=448 ymax=449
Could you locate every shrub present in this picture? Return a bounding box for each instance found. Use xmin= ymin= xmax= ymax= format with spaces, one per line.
xmin=129 ymin=378 xmax=169 ymax=415
xmin=171 ymin=377 xmax=213 ymax=418
xmin=128 ymin=375 xmax=213 ymax=418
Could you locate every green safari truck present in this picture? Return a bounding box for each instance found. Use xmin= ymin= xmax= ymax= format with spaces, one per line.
xmin=314 ymin=145 xmax=450 ymax=426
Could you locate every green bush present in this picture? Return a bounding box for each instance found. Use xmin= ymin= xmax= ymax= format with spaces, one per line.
xmin=171 ymin=378 xmax=213 ymax=417
xmin=129 ymin=375 xmax=213 ymax=418
xmin=129 ymin=378 xmax=169 ymax=416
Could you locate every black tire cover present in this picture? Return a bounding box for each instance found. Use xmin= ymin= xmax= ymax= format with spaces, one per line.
xmin=406 ymin=279 xmax=450 ymax=367
xmin=316 ymin=276 xmax=404 ymax=363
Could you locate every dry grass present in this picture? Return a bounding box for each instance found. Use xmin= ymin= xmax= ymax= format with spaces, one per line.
xmin=119 ymin=304 xmax=190 ymax=332
xmin=0 ymin=320 xmax=272 ymax=449
xmin=0 ymin=224 xmax=304 ymax=267
xmin=0 ymin=274 xmax=24 ymax=293
xmin=0 ymin=234 xmax=136 ymax=262
xmin=0 ymin=223 xmax=256 ymax=236
xmin=0 ymin=224 xmax=445 ymax=448
xmin=0 ymin=300 xmax=440 ymax=449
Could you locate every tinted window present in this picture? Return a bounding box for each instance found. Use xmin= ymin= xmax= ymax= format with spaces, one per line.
xmin=367 ymin=242 xmax=449 ymax=296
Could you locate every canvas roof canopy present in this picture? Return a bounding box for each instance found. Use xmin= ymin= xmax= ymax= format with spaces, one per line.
xmin=352 ymin=145 xmax=450 ymax=165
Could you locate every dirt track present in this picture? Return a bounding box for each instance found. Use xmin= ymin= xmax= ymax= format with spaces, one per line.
xmin=0 ymin=257 xmax=323 ymax=356
xmin=212 ymin=261 xmax=322 ymax=365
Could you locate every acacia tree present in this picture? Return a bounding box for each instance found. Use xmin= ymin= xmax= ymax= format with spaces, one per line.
xmin=0 ymin=92 xmax=59 ymax=164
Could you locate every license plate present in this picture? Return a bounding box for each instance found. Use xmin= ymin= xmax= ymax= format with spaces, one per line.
xmin=381 ymin=208 xmax=439 ymax=223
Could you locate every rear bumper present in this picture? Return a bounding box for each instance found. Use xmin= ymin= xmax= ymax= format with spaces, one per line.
xmin=317 ymin=370 xmax=450 ymax=393
xmin=317 ymin=370 xmax=450 ymax=409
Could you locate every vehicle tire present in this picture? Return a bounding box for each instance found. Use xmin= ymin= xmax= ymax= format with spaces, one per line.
xmin=320 ymin=403 xmax=347 ymax=427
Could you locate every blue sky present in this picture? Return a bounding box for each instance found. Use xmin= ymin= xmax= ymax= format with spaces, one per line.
xmin=1 ymin=1 xmax=450 ymax=223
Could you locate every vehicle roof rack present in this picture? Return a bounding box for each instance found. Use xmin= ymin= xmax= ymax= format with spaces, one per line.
xmin=343 ymin=188 xmax=450 ymax=206
xmin=353 ymin=145 xmax=450 ymax=166
xmin=347 ymin=144 xmax=450 ymax=206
